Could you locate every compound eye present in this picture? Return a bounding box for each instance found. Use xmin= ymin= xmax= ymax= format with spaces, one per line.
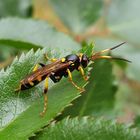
xmin=81 ymin=54 xmax=89 ymax=68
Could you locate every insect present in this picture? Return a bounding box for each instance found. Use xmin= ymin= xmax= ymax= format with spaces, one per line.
xmin=15 ymin=42 xmax=130 ymax=116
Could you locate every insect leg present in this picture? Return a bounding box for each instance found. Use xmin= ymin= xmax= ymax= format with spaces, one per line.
xmin=44 ymin=54 xmax=57 ymax=62
xmin=78 ymin=66 xmax=88 ymax=81
xmin=39 ymin=63 xmax=46 ymax=67
xmin=33 ymin=63 xmax=46 ymax=72
xmin=67 ymin=69 xmax=84 ymax=92
xmin=40 ymin=77 xmax=49 ymax=117
xmin=15 ymin=84 xmax=21 ymax=92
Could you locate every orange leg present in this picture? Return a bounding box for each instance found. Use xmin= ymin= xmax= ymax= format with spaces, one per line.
xmin=44 ymin=54 xmax=57 ymax=62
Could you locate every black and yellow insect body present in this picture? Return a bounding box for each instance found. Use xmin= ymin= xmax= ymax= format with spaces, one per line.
xmin=50 ymin=54 xmax=89 ymax=83
xmin=15 ymin=42 xmax=130 ymax=116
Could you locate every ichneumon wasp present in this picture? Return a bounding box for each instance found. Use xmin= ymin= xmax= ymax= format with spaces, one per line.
xmin=15 ymin=42 xmax=131 ymax=116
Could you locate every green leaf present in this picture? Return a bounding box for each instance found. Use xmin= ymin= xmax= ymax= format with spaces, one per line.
xmin=34 ymin=117 xmax=140 ymax=140
xmin=81 ymin=41 xmax=94 ymax=57
xmin=0 ymin=0 xmax=32 ymax=17
xmin=48 ymin=0 xmax=103 ymax=34
xmin=133 ymin=116 xmax=140 ymax=128
xmin=0 ymin=48 xmax=87 ymax=139
xmin=107 ymin=0 xmax=140 ymax=45
xmin=0 ymin=18 xmax=80 ymax=51
xmin=0 ymin=17 xmax=82 ymax=138
xmin=60 ymin=59 xmax=116 ymax=118
xmin=0 ymin=49 xmax=45 ymax=128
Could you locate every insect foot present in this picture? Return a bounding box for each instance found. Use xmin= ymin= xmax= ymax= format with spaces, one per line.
xmin=79 ymin=87 xmax=85 ymax=93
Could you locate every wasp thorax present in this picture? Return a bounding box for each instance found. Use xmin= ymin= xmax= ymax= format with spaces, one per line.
xmin=65 ymin=54 xmax=80 ymax=70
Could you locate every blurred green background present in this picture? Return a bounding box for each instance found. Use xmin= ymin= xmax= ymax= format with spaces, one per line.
xmin=0 ymin=0 xmax=140 ymax=127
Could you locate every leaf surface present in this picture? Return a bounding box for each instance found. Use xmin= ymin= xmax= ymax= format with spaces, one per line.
xmin=35 ymin=117 xmax=140 ymax=140
xmin=0 ymin=17 xmax=82 ymax=139
xmin=0 ymin=49 xmax=86 ymax=140
xmin=0 ymin=18 xmax=80 ymax=51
